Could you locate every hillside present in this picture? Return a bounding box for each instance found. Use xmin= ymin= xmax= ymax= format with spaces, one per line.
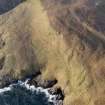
xmin=0 ymin=0 xmax=105 ymax=105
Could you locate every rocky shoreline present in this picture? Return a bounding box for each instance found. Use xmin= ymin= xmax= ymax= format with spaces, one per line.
xmin=0 ymin=72 xmax=64 ymax=105
xmin=28 ymin=74 xmax=64 ymax=105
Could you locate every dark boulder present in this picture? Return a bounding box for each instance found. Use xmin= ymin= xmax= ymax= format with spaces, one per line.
xmin=57 ymin=100 xmax=63 ymax=105
xmin=48 ymin=87 xmax=65 ymax=100
xmin=38 ymin=79 xmax=57 ymax=88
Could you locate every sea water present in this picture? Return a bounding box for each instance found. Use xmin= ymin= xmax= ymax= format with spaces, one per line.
xmin=0 ymin=80 xmax=57 ymax=105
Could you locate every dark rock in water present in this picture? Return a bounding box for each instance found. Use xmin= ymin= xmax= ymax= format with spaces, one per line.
xmin=56 ymin=94 xmax=64 ymax=100
xmin=28 ymin=75 xmax=58 ymax=88
xmin=28 ymin=74 xmax=64 ymax=100
xmin=57 ymin=100 xmax=63 ymax=105
xmin=48 ymin=87 xmax=61 ymax=95
xmin=48 ymin=87 xmax=65 ymax=100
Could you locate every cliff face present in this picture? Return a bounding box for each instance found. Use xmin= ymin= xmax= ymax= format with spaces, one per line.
xmin=0 ymin=0 xmax=105 ymax=105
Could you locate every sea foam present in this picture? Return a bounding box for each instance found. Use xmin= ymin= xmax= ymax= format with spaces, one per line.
xmin=0 ymin=79 xmax=57 ymax=105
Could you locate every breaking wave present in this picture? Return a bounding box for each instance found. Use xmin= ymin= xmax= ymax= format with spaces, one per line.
xmin=0 ymin=79 xmax=57 ymax=105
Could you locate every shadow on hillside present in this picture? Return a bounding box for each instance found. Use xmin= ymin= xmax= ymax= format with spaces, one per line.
xmin=42 ymin=0 xmax=105 ymax=50
xmin=0 ymin=0 xmax=23 ymax=15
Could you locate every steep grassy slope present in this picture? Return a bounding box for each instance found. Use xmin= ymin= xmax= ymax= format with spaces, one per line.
xmin=41 ymin=0 xmax=105 ymax=105
xmin=0 ymin=1 xmax=40 ymax=84
xmin=0 ymin=0 xmax=105 ymax=105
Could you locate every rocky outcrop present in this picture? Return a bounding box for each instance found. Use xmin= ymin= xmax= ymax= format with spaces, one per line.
xmin=48 ymin=87 xmax=64 ymax=100
xmin=28 ymin=74 xmax=64 ymax=104
xmin=28 ymin=75 xmax=57 ymax=88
